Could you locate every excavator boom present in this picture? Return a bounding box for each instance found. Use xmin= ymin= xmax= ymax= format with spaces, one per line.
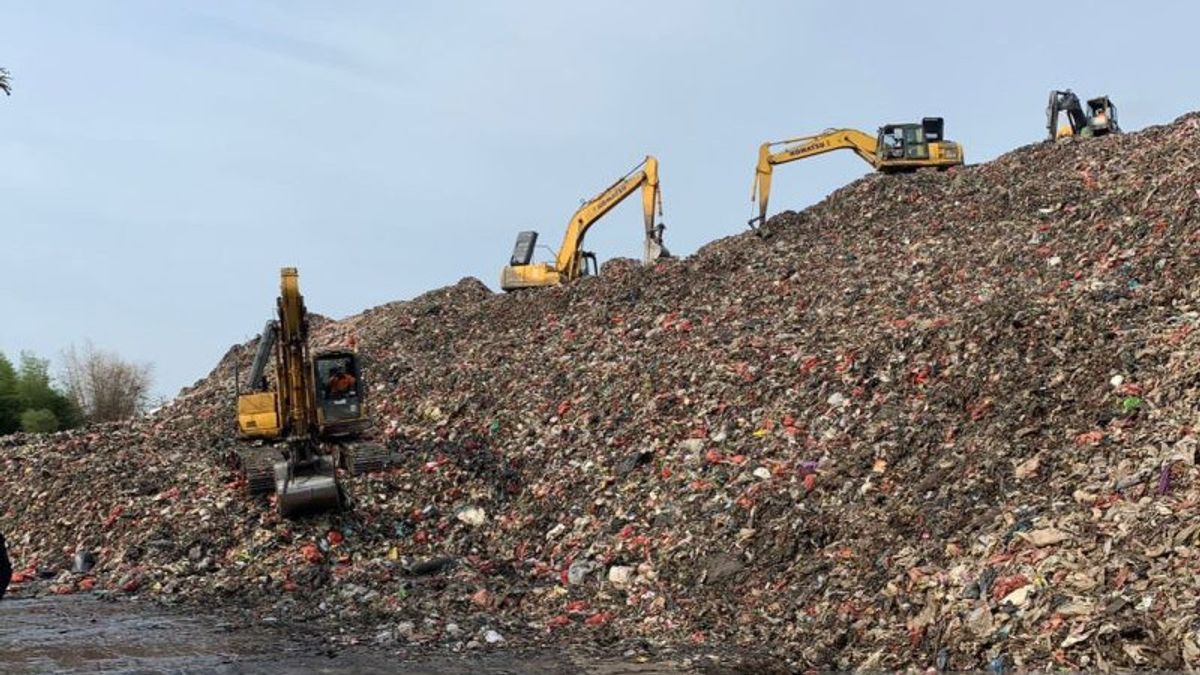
xmin=500 ymin=155 xmax=668 ymax=291
xmin=750 ymin=119 xmax=962 ymax=227
xmin=554 ymin=156 xmax=664 ymax=276
xmin=1047 ymin=90 xmax=1088 ymax=139
xmin=751 ymin=129 xmax=880 ymax=227
xmin=272 ymin=268 xmax=341 ymax=516
xmin=277 ymin=269 xmax=313 ymax=439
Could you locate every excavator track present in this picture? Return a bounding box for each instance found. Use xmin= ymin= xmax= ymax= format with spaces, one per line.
xmin=233 ymin=446 xmax=281 ymax=495
xmin=337 ymin=442 xmax=392 ymax=476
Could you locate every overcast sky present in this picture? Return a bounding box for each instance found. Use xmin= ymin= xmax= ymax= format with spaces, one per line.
xmin=3 ymin=1 xmax=1198 ymax=398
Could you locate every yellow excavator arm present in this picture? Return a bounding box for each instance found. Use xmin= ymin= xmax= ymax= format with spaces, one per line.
xmin=555 ymin=155 xmax=663 ymax=279
xmin=751 ymin=129 xmax=880 ymax=227
xmin=750 ymin=118 xmax=963 ymax=228
xmin=276 ymin=267 xmax=314 ymax=440
xmin=500 ymin=155 xmax=667 ymax=291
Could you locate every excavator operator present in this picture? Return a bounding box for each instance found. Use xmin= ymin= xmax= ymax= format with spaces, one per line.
xmin=325 ymin=366 xmax=356 ymax=398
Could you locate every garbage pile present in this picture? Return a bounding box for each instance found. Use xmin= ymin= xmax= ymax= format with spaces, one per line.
xmin=5 ymin=112 xmax=1200 ymax=671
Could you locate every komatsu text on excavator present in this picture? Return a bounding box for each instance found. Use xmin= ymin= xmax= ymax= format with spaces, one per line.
xmin=1047 ymin=89 xmax=1119 ymax=140
xmin=500 ymin=155 xmax=669 ymax=291
xmin=232 ymin=267 xmax=389 ymax=517
xmin=750 ymin=117 xmax=964 ymax=228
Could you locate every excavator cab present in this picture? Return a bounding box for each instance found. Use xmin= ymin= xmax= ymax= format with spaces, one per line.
xmin=1086 ymin=96 xmax=1119 ymax=136
xmin=878 ymin=122 xmax=932 ymax=162
xmin=313 ymin=351 xmax=368 ymax=435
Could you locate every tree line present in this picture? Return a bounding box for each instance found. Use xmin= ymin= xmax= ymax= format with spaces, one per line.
xmin=2 ymin=70 xmax=154 ymax=435
xmin=0 ymin=344 xmax=153 ymax=435
xmin=0 ymin=352 xmax=79 ymax=433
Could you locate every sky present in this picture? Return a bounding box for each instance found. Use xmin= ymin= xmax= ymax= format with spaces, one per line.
xmin=3 ymin=1 xmax=1199 ymax=399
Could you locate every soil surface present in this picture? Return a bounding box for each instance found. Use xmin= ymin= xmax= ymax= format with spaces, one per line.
xmin=0 ymin=596 xmax=696 ymax=674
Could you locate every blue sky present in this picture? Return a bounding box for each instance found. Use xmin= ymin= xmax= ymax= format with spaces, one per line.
xmin=3 ymin=1 xmax=1198 ymax=398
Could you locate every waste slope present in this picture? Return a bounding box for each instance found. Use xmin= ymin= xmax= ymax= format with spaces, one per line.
xmin=5 ymin=113 xmax=1200 ymax=671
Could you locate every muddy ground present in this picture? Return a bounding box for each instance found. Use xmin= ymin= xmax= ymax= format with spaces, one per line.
xmin=0 ymin=595 xmax=707 ymax=674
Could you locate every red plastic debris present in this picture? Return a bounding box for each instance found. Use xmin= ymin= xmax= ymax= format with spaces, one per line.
xmin=584 ymin=612 xmax=613 ymax=626
xmin=300 ymin=543 xmax=322 ymax=564
xmin=102 ymin=506 xmax=124 ymax=529
xmin=990 ymin=574 xmax=1031 ymax=601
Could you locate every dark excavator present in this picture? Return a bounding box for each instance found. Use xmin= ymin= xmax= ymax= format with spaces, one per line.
xmin=1047 ymin=89 xmax=1120 ymax=140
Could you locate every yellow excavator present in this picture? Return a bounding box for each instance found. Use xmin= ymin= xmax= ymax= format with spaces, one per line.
xmin=1047 ymin=90 xmax=1119 ymax=140
xmin=749 ymin=117 xmax=964 ymax=228
xmin=233 ymin=267 xmax=389 ymax=516
xmin=500 ymin=155 xmax=669 ymax=291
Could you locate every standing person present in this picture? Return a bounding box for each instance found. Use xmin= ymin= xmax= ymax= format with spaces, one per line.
xmin=0 ymin=533 xmax=12 ymax=600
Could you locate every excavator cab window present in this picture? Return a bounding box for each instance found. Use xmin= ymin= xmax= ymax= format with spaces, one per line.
xmin=881 ymin=124 xmax=930 ymax=160
xmin=1087 ymin=97 xmax=1117 ymax=132
xmin=582 ymin=252 xmax=598 ymax=277
xmin=314 ymin=353 xmax=363 ymax=422
xmin=880 ymin=126 xmax=906 ymax=159
xmin=902 ymin=126 xmax=929 ymax=159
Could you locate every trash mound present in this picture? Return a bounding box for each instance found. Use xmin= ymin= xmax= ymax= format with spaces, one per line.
xmin=6 ymin=113 xmax=1200 ymax=670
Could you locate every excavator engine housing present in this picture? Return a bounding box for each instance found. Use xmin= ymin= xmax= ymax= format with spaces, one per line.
xmin=236 ymin=391 xmax=280 ymax=438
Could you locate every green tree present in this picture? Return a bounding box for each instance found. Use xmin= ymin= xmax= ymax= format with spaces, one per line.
xmin=17 ymin=352 xmax=56 ymax=409
xmin=0 ymin=350 xmax=83 ymax=436
xmin=0 ymin=353 xmax=18 ymax=434
xmin=16 ymin=352 xmax=81 ymax=428
xmin=20 ymin=408 xmax=59 ymax=433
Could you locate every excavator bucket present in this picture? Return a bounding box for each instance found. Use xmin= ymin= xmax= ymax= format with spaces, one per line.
xmin=643 ymin=223 xmax=669 ymax=264
xmin=644 ymin=237 xmax=668 ymax=263
xmin=274 ymin=455 xmax=341 ymax=517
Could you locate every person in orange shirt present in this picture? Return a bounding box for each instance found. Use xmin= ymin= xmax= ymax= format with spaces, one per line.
xmin=326 ymin=366 xmax=356 ymax=398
